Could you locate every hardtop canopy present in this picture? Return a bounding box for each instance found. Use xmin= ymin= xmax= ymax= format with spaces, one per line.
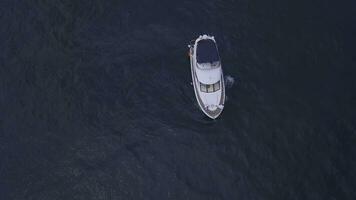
xmin=196 ymin=39 xmax=220 ymax=64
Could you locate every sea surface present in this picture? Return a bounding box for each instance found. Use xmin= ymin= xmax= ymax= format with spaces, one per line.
xmin=1 ymin=0 xmax=356 ymax=199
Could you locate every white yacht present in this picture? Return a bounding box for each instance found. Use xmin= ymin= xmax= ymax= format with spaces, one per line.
xmin=188 ymin=35 xmax=225 ymax=119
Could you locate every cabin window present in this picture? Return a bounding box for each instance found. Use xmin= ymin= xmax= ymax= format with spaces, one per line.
xmin=213 ymin=81 xmax=220 ymax=91
xmin=207 ymin=84 xmax=214 ymax=93
xmin=200 ymin=81 xmax=221 ymax=93
xmin=200 ymin=83 xmax=207 ymax=92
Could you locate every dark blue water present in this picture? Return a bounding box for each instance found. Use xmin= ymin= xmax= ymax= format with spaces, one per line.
xmin=1 ymin=0 xmax=356 ymax=199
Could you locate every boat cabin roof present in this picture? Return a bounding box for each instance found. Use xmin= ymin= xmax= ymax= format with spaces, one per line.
xmin=196 ymin=39 xmax=220 ymax=64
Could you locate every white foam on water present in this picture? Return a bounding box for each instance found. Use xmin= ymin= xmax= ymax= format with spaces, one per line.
xmin=224 ymin=75 xmax=235 ymax=89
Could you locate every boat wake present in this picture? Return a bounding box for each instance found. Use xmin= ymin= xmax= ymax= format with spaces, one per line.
xmin=224 ymin=75 xmax=235 ymax=89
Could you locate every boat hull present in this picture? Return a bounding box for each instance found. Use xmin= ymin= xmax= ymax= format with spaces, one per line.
xmin=189 ymin=37 xmax=225 ymax=119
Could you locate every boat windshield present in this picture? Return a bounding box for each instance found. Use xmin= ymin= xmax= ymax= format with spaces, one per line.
xmin=200 ymin=81 xmax=221 ymax=93
xmin=196 ymin=39 xmax=220 ymax=65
